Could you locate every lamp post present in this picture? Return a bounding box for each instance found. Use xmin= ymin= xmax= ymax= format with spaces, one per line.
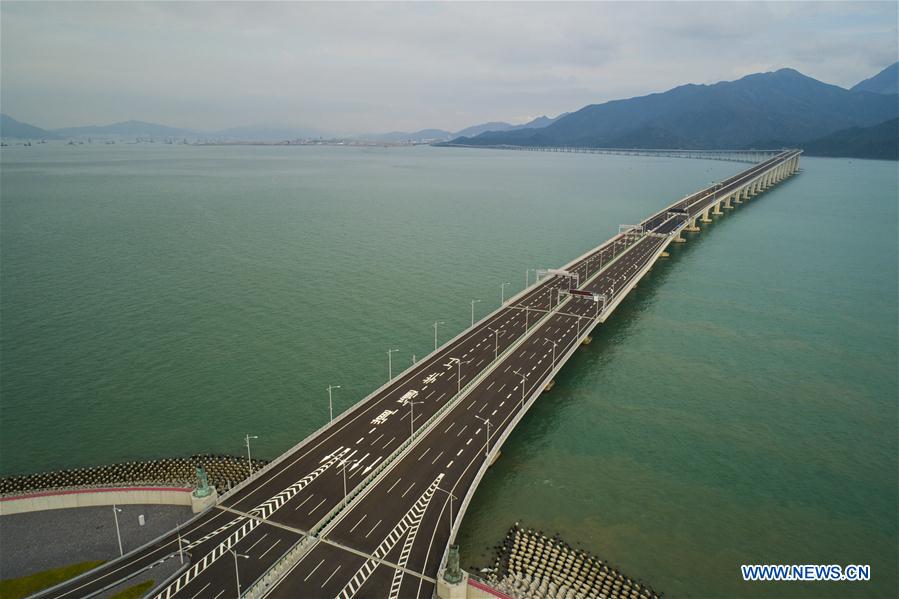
xmin=487 ymin=327 xmax=502 ymax=362
xmin=500 ymin=282 xmax=510 ymax=305
xmin=228 ymin=549 xmax=248 ymax=598
xmin=327 ymin=385 xmax=340 ymax=423
xmin=245 ymin=434 xmax=258 ymax=476
xmin=435 ymin=486 xmax=457 ymax=539
xmin=546 ymin=338 xmax=558 ymax=366
xmin=470 ymin=299 xmax=481 ymax=327
xmin=433 ymin=321 xmax=445 ymax=351
xmin=340 ymin=455 xmax=362 ymax=508
xmin=448 ymin=357 xmax=470 ymax=394
xmin=408 ymin=399 xmax=422 ymax=438
xmin=112 ymin=505 xmax=123 ymax=556
xmin=474 ymin=415 xmax=491 ymax=458
xmin=513 ymin=369 xmax=527 ymax=412
xmin=387 ymin=348 xmax=399 ymax=380
xmin=177 ymin=525 xmax=189 ymax=564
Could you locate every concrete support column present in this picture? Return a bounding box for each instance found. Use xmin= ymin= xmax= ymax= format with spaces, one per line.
xmin=684 ymin=218 xmax=700 ymax=232
xmin=712 ymin=201 xmax=723 ymax=215
xmin=701 ymin=207 xmax=712 ymax=223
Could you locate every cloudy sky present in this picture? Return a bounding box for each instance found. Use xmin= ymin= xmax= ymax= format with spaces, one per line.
xmin=1 ymin=1 xmax=896 ymax=135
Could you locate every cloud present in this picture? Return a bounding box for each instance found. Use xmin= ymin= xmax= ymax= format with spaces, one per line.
xmin=1 ymin=1 xmax=895 ymax=134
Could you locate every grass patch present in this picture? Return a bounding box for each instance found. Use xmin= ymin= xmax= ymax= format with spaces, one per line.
xmin=0 ymin=560 xmax=105 ymax=599
xmin=109 ymin=579 xmax=155 ymax=599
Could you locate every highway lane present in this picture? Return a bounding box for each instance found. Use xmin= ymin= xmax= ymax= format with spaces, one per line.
xmin=266 ymin=153 xmax=799 ymax=597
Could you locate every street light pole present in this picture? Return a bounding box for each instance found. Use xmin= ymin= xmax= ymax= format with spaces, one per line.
xmin=112 ymin=505 xmax=123 ymax=557
xmin=500 ymin=282 xmax=510 ymax=305
xmin=475 ymin=415 xmax=491 ymax=458
xmin=327 ymin=385 xmax=340 ymax=423
xmin=546 ymin=338 xmax=558 ymax=365
xmin=435 ymin=486 xmax=457 ymax=540
xmin=245 ymin=434 xmax=258 ymax=476
xmin=228 ymin=549 xmax=248 ymax=598
xmin=433 ymin=321 xmax=445 ymax=351
xmin=408 ymin=399 xmax=422 ymax=438
xmin=177 ymin=525 xmax=189 ymax=564
xmin=470 ymin=299 xmax=481 ymax=327
xmin=387 ymin=348 xmax=399 ymax=380
xmin=448 ymin=357 xmax=469 ymax=394
xmin=487 ymin=327 xmax=502 ymax=362
xmin=340 ymin=455 xmax=360 ymax=507
xmin=514 ymin=370 xmax=527 ymax=412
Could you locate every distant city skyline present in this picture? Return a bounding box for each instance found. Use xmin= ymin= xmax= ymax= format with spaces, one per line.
xmin=1 ymin=1 xmax=896 ymax=135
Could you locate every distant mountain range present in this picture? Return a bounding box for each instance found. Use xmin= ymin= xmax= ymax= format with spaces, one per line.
xmin=3 ymin=63 xmax=896 ymax=159
xmin=54 ymin=120 xmax=194 ymax=138
xmin=1 ymin=114 xmax=61 ymax=140
xmin=358 ymin=114 xmax=567 ymax=143
xmin=449 ymin=65 xmax=899 ymax=155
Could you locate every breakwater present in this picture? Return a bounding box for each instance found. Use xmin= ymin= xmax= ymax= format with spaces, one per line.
xmin=477 ymin=524 xmax=662 ymax=599
xmin=0 ymin=455 xmax=268 ymax=497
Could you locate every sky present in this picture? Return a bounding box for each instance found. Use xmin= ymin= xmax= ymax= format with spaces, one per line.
xmin=1 ymin=1 xmax=896 ymax=135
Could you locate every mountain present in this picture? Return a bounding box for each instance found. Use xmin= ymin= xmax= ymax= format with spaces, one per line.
xmin=0 ymin=114 xmax=60 ymax=139
xmin=851 ymin=62 xmax=898 ymax=95
xmin=209 ymin=125 xmax=326 ymax=141
xmin=54 ymin=120 xmax=195 ymax=138
xmin=450 ymin=68 xmax=899 ymax=150
xmin=449 ymin=114 xmax=568 ymax=138
xmin=800 ymin=118 xmax=898 ymax=160
xmin=453 ymin=121 xmax=515 ymax=138
xmin=517 ymin=114 xmax=568 ymax=129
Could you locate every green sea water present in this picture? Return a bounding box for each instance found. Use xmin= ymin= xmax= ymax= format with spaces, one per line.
xmin=1 ymin=145 xmax=896 ymax=597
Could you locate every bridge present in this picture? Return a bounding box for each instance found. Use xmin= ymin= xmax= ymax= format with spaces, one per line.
xmin=36 ymin=150 xmax=801 ymax=599
xmin=440 ymin=144 xmax=785 ymax=163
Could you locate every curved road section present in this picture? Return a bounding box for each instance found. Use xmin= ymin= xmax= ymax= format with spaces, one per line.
xmin=35 ymin=150 xmax=800 ymax=599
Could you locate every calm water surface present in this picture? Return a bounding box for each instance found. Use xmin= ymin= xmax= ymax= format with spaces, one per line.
xmin=1 ymin=145 xmax=896 ymax=597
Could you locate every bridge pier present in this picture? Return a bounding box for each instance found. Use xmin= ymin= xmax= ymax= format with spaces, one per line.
xmin=700 ymin=207 xmax=712 ymax=223
xmin=712 ymin=201 xmax=724 ymax=215
xmin=683 ymin=218 xmax=700 ymax=232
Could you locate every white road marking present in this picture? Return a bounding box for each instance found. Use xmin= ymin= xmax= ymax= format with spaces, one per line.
xmin=365 ymin=519 xmax=383 ymax=539
xmin=418 ymin=447 xmax=431 ymax=461
xmin=323 ymin=565 xmax=342 ymax=588
xmin=431 ymin=451 xmax=444 ymax=465
xmin=189 ymin=583 xmax=210 ymax=599
xmin=304 ymin=558 xmax=325 ymax=582
xmin=259 ymin=539 xmax=281 ymax=560
xmin=386 ymin=478 xmax=402 ymax=494
xmin=307 ymin=497 xmax=326 ymax=515
xmin=349 ymin=514 xmax=368 ymax=533
xmin=246 ymin=533 xmax=269 ymax=553
xmin=293 ymin=495 xmax=314 ymax=511
xmin=401 ymin=482 xmax=416 ymax=498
